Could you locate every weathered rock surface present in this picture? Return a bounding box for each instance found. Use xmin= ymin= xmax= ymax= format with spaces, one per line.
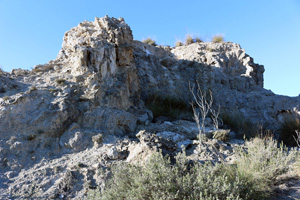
xmin=134 ymin=40 xmax=300 ymax=128
xmin=1 ymin=15 xmax=300 ymax=199
xmin=0 ymin=16 xmax=147 ymax=138
xmin=0 ymin=16 xmax=149 ymax=199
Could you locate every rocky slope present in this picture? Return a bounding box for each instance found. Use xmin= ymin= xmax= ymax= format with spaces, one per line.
xmin=0 ymin=16 xmax=300 ymax=199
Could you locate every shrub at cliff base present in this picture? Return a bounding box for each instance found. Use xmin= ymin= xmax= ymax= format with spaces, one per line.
xmin=221 ymin=111 xmax=257 ymax=139
xmin=88 ymin=137 xmax=298 ymax=200
xmin=278 ymin=111 xmax=300 ymax=146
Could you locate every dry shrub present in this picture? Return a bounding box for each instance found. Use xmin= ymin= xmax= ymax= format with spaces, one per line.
xmin=142 ymin=38 xmax=157 ymax=46
xmin=185 ymin=35 xmax=194 ymax=45
xmin=278 ymin=110 xmax=300 ymax=146
xmin=175 ymin=41 xmax=183 ymax=47
xmin=212 ymin=35 xmax=224 ymax=43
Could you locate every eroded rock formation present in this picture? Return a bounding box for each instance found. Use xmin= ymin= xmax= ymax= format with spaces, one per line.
xmin=0 ymin=15 xmax=300 ymax=199
xmin=134 ymin=40 xmax=300 ymax=127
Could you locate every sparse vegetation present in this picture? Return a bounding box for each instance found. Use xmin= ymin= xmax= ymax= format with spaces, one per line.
xmin=184 ymin=35 xmax=203 ymax=46
xmin=145 ymin=94 xmax=191 ymax=120
xmin=195 ymin=37 xmax=203 ymax=43
xmin=278 ymin=110 xmax=300 ymax=146
xmin=206 ymin=46 xmax=214 ymax=52
xmin=142 ymin=38 xmax=157 ymax=46
xmin=185 ymin=35 xmax=194 ymax=45
xmin=29 ymin=86 xmax=37 ymax=92
xmin=234 ymin=136 xmax=298 ymax=197
xmin=2 ymin=96 xmax=9 ymax=101
xmin=56 ymin=78 xmax=66 ymax=85
xmin=175 ymin=41 xmax=183 ymax=47
xmin=212 ymin=35 xmax=224 ymax=43
xmin=221 ymin=110 xmax=256 ymax=139
xmin=89 ymin=136 xmax=298 ymax=200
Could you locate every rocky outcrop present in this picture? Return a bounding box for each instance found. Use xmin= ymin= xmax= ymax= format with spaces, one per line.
xmin=0 ymin=17 xmax=152 ymax=197
xmin=134 ymin=41 xmax=300 ymax=128
xmin=1 ymin=15 xmax=300 ymax=199
xmin=1 ymin=15 xmax=298 ymax=141
xmin=0 ymin=16 xmax=148 ymax=140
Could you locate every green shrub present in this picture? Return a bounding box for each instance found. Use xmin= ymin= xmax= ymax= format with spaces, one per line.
xmin=145 ymin=94 xmax=191 ymax=119
xmin=212 ymin=35 xmax=224 ymax=43
xmin=142 ymin=38 xmax=157 ymax=46
xmin=221 ymin=111 xmax=256 ymax=139
xmin=185 ymin=35 xmax=194 ymax=45
xmin=233 ymin=137 xmax=297 ymax=198
xmin=89 ymin=137 xmax=298 ymax=200
xmin=278 ymin=110 xmax=300 ymax=146
xmin=175 ymin=41 xmax=183 ymax=47
xmin=95 ymin=152 xmax=247 ymax=200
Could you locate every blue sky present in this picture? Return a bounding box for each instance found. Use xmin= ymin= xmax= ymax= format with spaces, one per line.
xmin=0 ymin=0 xmax=300 ymax=96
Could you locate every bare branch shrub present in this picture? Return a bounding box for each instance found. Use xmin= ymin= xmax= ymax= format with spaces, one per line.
xmin=211 ymin=105 xmax=222 ymax=130
xmin=189 ymin=82 xmax=213 ymax=144
xmin=294 ymin=130 xmax=300 ymax=147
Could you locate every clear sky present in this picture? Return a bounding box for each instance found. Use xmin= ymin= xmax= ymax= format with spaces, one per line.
xmin=0 ymin=0 xmax=300 ymax=96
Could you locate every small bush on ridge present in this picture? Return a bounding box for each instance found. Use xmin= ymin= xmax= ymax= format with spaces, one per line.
xmin=185 ymin=35 xmax=203 ymax=45
xmin=175 ymin=41 xmax=183 ymax=47
xmin=212 ymin=35 xmax=224 ymax=43
xmin=185 ymin=35 xmax=194 ymax=45
xmin=195 ymin=37 xmax=203 ymax=43
xmin=142 ymin=38 xmax=157 ymax=46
